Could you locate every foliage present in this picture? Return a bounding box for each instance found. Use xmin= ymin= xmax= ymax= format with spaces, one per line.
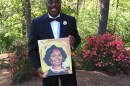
xmin=75 ymin=0 xmax=100 ymax=53
xmin=8 ymin=39 xmax=36 ymax=84
xmin=31 ymin=0 xmax=47 ymax=18
xmin=107 ymin=0 xmax=130 ymax=45
xmin=1 ymin=0 xmax=130 ymax=53
xmin=0 ymin=0 xmax=23 ymax=53
xmin=78 ymin=33 xmax=130 ymax=75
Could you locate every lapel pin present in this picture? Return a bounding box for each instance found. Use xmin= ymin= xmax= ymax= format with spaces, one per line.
xmin=63 ymin=21 xmax=67 ymax=25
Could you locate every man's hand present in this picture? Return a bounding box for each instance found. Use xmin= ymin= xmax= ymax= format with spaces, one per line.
xmin=37 ymin=68 xmax=47 ymax=78
xmin=69 ymin=35 xmax=75 ymax=47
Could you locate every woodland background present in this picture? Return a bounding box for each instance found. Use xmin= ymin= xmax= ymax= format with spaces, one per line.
xmin=0 ymin=0 xmax=130 ymax=53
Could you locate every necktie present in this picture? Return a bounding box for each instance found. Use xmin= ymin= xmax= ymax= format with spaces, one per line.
xmin=49 ymin=17 xmax=61 ymax=22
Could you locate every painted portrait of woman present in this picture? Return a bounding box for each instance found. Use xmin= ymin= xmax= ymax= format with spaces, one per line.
xmin=38 ymin=38 xmax=72 ymax=77
xmin=43 ymin=45 xmax=72 ymax=77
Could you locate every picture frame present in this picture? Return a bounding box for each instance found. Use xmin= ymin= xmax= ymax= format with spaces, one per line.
xmin=38 ymin=37 xmax=72 ymax=77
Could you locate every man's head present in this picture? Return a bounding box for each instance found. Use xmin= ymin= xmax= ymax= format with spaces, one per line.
xmin=46 ymin=0 xmax=61 ymax=18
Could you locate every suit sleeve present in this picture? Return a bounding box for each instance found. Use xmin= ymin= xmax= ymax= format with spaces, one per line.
xmin=28 ymin=19 xmax=41 ymax=70
xmin=71 ymin=17 xmax=81 ymax=50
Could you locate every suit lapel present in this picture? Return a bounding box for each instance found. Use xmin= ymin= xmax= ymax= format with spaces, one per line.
xmin=60 ymin=14 xmax=67 ymax=38
xmin=44 ymin=14 xmax=54 ymax=38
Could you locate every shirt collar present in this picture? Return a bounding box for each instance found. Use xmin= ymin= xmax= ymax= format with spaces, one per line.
xmin=50 ymin=66 xmax=65 ymax=73
xmin=48 ymin=13 xmax=60 ymax=19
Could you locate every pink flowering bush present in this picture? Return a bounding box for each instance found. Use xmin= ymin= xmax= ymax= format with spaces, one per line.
xmin=8 ymin=39 xmax=35 ymax=84
xmin=82 ymin=33 xmax=130 ymax=75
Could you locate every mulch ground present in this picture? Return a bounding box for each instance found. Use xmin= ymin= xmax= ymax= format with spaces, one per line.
xmin=0 ymin=54 xmax=130 ymax=86
xmin=1 ymin=69 xmax=130 ymax=86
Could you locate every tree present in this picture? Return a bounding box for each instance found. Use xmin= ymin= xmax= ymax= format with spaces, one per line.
xmin=23 ymin=0 xmax=31 ymax=38
xmin=98 ymin=0 xmax=110 ymax=35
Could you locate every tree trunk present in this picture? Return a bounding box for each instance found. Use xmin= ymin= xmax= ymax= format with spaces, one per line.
xmin=77 ymin=0 xmax=80 ymax=16
xmin=24 ymin=0 xmax=31 ymax=38
xmin=116 ymin=0 xmax=119 ymax=9
xmin=22 ymin=1 xmax=26 ymax=37
xmin=98 ymin=0 xmax=110 ymax=35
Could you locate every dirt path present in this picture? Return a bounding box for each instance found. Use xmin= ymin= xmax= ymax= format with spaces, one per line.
xmin=0 ymin=54 xmax=130 ymax=86
xmin=0 ymin=69 xmax=130 ymax=86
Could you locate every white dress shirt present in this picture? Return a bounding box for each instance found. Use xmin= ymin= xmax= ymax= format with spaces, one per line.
xmin=48 ymin=14 xmax=60 ymax=39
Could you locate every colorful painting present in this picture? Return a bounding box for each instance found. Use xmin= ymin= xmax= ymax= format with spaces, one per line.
xmin=38 ymin=37 xmax=72 ymax=77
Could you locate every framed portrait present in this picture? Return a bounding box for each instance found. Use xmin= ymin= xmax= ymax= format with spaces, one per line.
xmin=38 ymin=37 xmax=72 ymax=77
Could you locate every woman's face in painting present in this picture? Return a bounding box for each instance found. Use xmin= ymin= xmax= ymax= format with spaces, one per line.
xmin=50 ymin=49 xmax=63 ymax=66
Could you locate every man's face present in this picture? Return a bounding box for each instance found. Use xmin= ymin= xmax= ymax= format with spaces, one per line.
xmin=46 ymin=0 xmax=61 ymax=17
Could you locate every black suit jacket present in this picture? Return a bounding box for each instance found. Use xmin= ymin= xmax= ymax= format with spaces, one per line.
xmin=28 ymin=13 xmax=81 ymax=70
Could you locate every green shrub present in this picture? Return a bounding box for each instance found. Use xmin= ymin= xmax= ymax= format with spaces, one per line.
xmin=8 ymin=39 xmax=36 ymax=84
xmin=0 ymin=29 xmax=14 ymax=53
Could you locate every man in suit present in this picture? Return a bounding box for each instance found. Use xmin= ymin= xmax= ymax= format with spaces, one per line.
xmin=28 ymin=0 xmax=81 ymax=86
